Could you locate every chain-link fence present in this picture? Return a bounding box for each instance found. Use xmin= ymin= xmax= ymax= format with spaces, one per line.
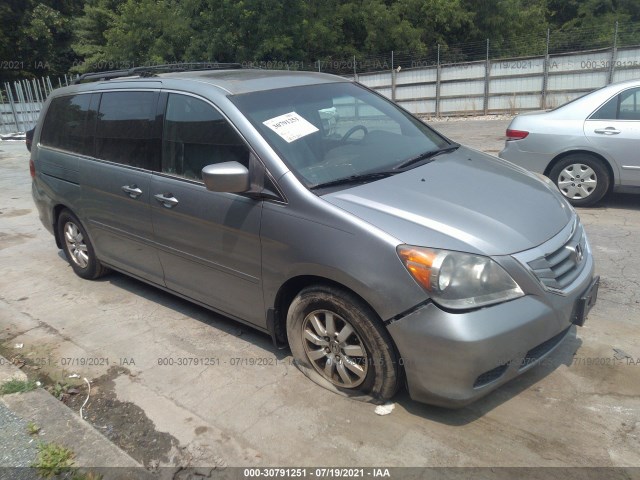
xmin=288 ymin=20 xmax=639 ymax=75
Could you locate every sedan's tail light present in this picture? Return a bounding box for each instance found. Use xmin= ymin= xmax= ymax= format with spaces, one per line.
xmin=506 ymin=129 xmax=529 ymax=140
xmin=29 ymin=158 xmax=35 ymax=178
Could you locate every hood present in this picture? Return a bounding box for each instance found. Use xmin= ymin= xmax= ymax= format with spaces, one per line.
xmin=323 ymin=147 xmax=573 ymax=256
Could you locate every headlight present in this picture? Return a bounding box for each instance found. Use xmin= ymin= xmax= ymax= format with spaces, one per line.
xmin=397 ymin=245 xmax=524 ymax=309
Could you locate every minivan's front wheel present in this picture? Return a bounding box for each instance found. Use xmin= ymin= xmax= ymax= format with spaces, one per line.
xmin=287 ymin=285 xmax=400 ymax=403
xmin=57 ymin=210 xmax=109 ymax=280
xmin=549 ymin=154 xmax=610 ymax=206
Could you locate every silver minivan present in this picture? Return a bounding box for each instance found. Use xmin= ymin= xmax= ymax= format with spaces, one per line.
xmin=30 ymin=66 xmax=599 ymax=407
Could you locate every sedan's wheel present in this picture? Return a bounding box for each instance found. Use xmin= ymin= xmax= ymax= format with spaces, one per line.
xmin=287 ymin=285 xmax=400 ymax=403
xmin=57 ymin=210 xmax=109 ymax=280
xmin=549 ymin=154 xmax=609 ymax=207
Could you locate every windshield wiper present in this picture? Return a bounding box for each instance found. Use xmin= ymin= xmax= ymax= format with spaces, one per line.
xmin=310 ymin=171 xmax=397 ymax=190
xmin=395 ymin=144 xmax=460 ymax=170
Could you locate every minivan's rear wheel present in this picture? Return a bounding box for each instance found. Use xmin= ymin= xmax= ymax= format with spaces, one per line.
xmin=287 ymin=285 xmax=400 ymax=403
xmin=57 ymin=210 xmax=109 ymax=280
xmin=549 ymin=154 xmax=609 ymax=207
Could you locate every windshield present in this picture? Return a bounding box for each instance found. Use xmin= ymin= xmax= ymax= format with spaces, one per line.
xmin=230 ymin=82 xmax=450 ymax=188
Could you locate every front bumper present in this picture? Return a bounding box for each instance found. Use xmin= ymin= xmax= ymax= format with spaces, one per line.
xmin=387 ymin=248 xmax=595 ymax=408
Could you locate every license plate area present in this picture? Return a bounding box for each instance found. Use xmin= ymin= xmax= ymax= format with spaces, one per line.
xmin=573 ymin=275 xmax=600 ymax=326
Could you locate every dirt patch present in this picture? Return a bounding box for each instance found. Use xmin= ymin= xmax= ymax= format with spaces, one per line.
xmin=0 ymin=232 xmax=35 ymax=250
xmin=64 ymin=366 xmax=179 ymax=467
xmin=0 ymin=340 xmax=179 ymax=468
xmin=0 ymin=208 xmax=32 ymax=218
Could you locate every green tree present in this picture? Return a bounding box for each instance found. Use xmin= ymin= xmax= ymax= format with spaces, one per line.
xmin=102 ymin=0 xmax=190 ymax=66
xmin=550 ymin=0 xmax=640 ymax=51
xmin=71 ymin=0 xmax=125 ymax=72
xmin=462 ymin=0 xmax=549 ymax=57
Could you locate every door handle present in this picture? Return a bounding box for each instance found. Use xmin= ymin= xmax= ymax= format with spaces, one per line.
xmin=154 ymin=193 xmax=179 ymax=208
xmin=121 ymin=184 xmax=143 ymax=199
xmin=594 ymin=127 xmax=621 ymax=135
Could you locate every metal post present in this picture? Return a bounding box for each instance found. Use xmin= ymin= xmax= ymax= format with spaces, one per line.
xmin=38 ymin=78 xmax=46 ymax=105
xmin=19 ymin=81 xmax=30 ymax=129
xmin=38 ymin=78 xmax=45 ymax=100
xmin=353 ymin=55 xmax=358 ymax=81
xmin=15 ymin=81 xmax=27 ymax=131
xmin=608 ymin=21 xmax=619 ymax=84
xmin=37 ymin=78 xmax=45 ymax=106
xmin=317 ymin=60 xmax=321 ymax=72
xmin=31 ymin=79 xmax=40 ymax=107
xmin=24 ymin=80 xmax=36 ymax=127
xmin=483 ymin=39 xmax=490 ymax=115
xmin=542 ymin=28 xmax=550 ymax=109
xmin=435 ymin=44 xmax=441 ymax=117
xmin=391 ymin=51 xmax=396 ymax=101
xmin=5 ymin=83 xmax=21 ymax=131
xmin=0 ymin=93 xmax=7 ymax=134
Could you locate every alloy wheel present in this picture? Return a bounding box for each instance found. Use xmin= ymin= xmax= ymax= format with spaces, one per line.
xmin=301 ymin=309 xmax=368 ymax=388
xmin=63 ymin=221 xmax=89 ymax=269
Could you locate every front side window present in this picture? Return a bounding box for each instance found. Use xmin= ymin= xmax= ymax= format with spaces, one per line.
xmin=41 ymin=94 xmax=92 ymax=154
xmin=230 ymin=82 xmax=449 ymax=188
xmin=161 ymin=94 xmax=249 ymax=180
xmin=94 ymin=91 xmax=158 ymax=169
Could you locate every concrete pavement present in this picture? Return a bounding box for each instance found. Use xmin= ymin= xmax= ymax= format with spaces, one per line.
xmin=0 ymin=119 xmax=639 ymax=469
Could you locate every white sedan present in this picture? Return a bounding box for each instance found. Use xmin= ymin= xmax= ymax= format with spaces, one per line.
xmin=500 ymin=79 xmax=640 ymax=206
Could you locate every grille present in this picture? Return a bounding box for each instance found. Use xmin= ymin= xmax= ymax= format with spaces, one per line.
xmin=527 ymin=223 xmax=587 ymax=292
xmin=519 ymin=327 xmax=570 ymax=370
xmin=473 ymin=362 xmax=509 ymax=388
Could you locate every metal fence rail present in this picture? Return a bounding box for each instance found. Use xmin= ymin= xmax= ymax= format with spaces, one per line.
xmin=354 ymin=44 xmax=640 ymax=117
xmin=0 ymin=75 xmax=78 ymax=134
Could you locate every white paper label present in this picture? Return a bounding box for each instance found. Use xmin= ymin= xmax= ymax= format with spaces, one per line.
xmin=262 ymin=112 xmax=319 ymax=143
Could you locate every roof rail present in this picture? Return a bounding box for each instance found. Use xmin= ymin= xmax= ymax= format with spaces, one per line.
xmin=72 ymin=62 xmax=243 ymax=85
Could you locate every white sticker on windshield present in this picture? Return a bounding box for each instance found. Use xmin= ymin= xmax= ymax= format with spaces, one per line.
xmin=262 ymin=112 xmax=319 ymax=143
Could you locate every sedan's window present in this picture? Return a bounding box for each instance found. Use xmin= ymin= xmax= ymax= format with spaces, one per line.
xmin=590 ymin=87 xmax=640 ymax=121
xmin=231 ymin=82 xmax=449 ymax=188
xmin=590 ymin=95 xmax=618 ymax=120
xmin=619 ymin=88 xmax=640 ymax=120
xmin=41 ymin=94 xmax=92 ymax=155
xmin=162 ymin=94 xmax=250 ymax=180
xmin=94 ymin=92 xmax=159 ymax=169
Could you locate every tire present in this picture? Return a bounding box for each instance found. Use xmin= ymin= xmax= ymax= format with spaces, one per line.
xmin=57 ymin=209 xmax=109 ymax=280
xmin=548 ymin=154 xmax=610 ymax=207
xmin=286 ymin=285 xmax=400 ymax=403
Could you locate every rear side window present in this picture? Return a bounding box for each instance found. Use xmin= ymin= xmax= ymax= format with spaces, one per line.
xmin=618 ymin=88 xmax=640 ymax=120
xmin=95 ymin=92 xmax=159 ymax=169
xmin=590 ymin=87 xmax=640 ymax=120
xmin=162 ymin=94 xmax=249 ymax=180
xmin=41 ymin=94 xmax=92 ymax=154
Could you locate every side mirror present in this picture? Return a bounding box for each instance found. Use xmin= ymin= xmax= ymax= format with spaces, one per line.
xmin=201 ymin=161 xmax=250 ymax=193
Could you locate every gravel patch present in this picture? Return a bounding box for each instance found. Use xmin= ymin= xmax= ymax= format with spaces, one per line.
xmin=0 ymin=400 xmax=39 ymax=479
